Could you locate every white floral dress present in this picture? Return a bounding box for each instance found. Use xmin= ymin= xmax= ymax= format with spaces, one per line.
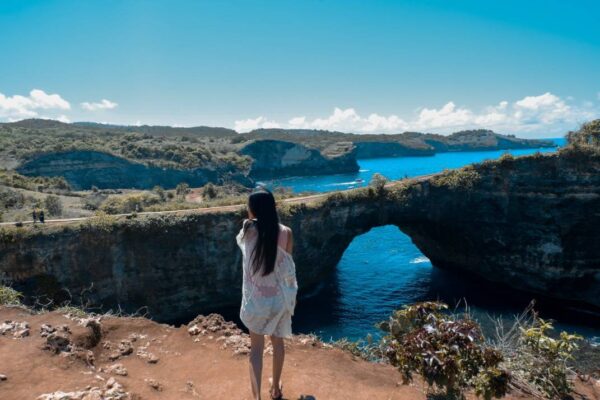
xmin=237 ymin=222 xmax=298 ymax=338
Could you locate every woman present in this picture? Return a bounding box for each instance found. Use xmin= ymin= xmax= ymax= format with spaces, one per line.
xmin=236 ymin=189 xmax=298 ymax=400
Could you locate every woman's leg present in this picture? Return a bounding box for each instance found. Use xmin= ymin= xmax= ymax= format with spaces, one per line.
xmin=249 ymin=331 xmax=265 ymax=400
xmin=270 ymin=335 xmax=285 ymax=396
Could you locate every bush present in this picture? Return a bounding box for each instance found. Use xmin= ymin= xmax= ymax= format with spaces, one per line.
xmin=0 ymin=285 xmax=23 ymax=306
xmin=176 ymin=182 xmax=190 ymax=199
xmin=369 ymin=173 xmax=388 ymax=194
xmin=379 ymin=301 xmax=509 ymax=399
xmin=0 ymin=187 xmax=25 ymax=209
xmin=567 ymin=119 xmax=600 ymax=147
xmin=100 ymin=192 xmax=161 ymax=214
xmin=44 ymin=195 xmax=63 ymax=216
xmin=83 ymin=192 xmax=107 ymax=211
xmin=495 ymin=308 xmax=582 ymax=399
xmin=202 ymin=182 xmax=218 ymax=199
xmin=432 ymin=166 xmax=481 ymax=190
xmin=153 ymin=185 xmax=166 ymax=202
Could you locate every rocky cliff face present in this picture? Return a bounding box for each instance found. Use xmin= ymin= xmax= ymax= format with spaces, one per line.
xmin=240 ymin=140 xmax=359 ymax=180
xmin=425 ymin=130 xmax=556 ymax=152
xmin=1 ymin=150 xmax=598 ymax=321
xmin=16 ymin=151 xmax=252 ymax=190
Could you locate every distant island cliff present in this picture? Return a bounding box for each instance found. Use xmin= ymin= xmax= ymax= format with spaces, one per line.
xmin=1 ymin=119 xmax=555 ymax=189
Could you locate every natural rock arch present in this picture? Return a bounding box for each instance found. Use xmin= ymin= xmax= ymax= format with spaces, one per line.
xmin=1 ymin=152 xmax=599 ymax=322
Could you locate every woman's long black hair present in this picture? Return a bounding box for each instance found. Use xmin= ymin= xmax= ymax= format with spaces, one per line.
xmin=244 ymin=189 xmax=279 ymax=276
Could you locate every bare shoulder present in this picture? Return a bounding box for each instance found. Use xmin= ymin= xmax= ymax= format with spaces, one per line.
xmin=279 ymin=224 xmax=292 ymax=234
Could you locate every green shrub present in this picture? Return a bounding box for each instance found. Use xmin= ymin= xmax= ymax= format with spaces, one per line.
xmin=44 ymin=195 xmax=63 ymax=216
xmin=379 ymin=301 xmax=509 ymax=400
xmin=432 ymin=166 xmax=481 ymax=190
xmin=369 ymin=173 xmax=388 ymax=194
xmin=567 ymin=119 xmax=600 ymax=147
xmin=0 ymin=169 xmax=71 ymax=192
xmin=153 ymin=185 xmax=166 ymax=202
xmin=202 ymin=182 xmax=218 ymax=199
xmin=176 ymin=182 xmax=190 ymax=199
xmin=499 ymin=314 xmax=582 ymax=399
xmin=0 ymin=285 xmax=23 ymax=306
xmin=85 ymin=211 xmax=118 ymax=231
xmin=100 ymin=192 xmax=161 ymax=214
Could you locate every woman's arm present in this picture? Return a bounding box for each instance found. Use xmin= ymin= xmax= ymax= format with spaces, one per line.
xmin=285 ymin=228 xmax=294 ymax=254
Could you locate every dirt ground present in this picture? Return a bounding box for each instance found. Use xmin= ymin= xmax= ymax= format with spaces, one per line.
xmin=0 ymin=306 xmax=598 ymax=400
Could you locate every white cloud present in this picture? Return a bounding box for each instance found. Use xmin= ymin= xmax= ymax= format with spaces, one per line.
xmin=414 ymin=102 xmax=473 ymax=130
xmin=81 ymin=99 xmax=118 ymax=111
xmin=0 ymin=89 xmax=70 ymax=120
xmin=233 ymin=93 xmax=600 ymax=136
xmin=285 ymin=107 xmax=408 ymax=132
xmin=234 ymin=116 xmax=280 ymax=132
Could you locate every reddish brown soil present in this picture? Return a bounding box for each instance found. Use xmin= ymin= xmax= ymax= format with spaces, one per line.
xmin=0 ymin=306 xmax=598 ymax=400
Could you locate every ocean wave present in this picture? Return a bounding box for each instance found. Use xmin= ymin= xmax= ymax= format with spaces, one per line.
xmin=410 ymin=256 xmax=430 ymax=264
xmin=326 ymin=181 xmax=362 ymax=186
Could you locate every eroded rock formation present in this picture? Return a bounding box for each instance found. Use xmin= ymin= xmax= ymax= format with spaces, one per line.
xmin=241 ymin=139 xmax=359 ymax=179
xmin=16 ymin=150 xmax=251 ymax=190
xmin=1 ymin=150 xmax=599 ymax=321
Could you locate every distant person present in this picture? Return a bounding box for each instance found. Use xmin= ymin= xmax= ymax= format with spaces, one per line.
xmin=32 ymin=209 xmax=38 ymax=224
xmin=39 ymin=210 xmax=45 ymax=224
xmin=236 ymin=190 xmax=297 ymax=400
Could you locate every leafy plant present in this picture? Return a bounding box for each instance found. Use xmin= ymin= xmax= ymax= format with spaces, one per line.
xmin=497 ymin=312 xmax=582 ymax=399
xmin=379 ymin=301 xmax=509 ymax=400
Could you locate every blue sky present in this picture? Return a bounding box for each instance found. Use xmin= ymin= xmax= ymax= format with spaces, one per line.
xmin=0 ymin=0 xmax=599 ymax=137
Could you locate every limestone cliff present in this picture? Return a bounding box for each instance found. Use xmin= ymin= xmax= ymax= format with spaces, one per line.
xmin=16 ymin=151 xmax=252 ymax=190
xmin=240 ymin=140 xmax=359 ymax=180
xmin=0 ymin=149 xmax=598 ymax=321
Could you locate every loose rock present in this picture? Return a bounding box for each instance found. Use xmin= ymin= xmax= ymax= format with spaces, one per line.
xmin=0 ymin=320 xmax=30 ymax=338
xmin=36 ymin=378 xmax=130 ymax=400
xmin=107 ymin=363 xmax=128 ymax=376
xmin=145 ymin=378 xmax=163 ymax=391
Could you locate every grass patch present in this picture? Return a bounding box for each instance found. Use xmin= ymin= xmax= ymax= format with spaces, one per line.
xmin=431 ymin=166 xmax=481 ymax=190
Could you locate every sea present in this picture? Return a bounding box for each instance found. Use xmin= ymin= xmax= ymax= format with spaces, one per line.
xmin=259 ymin=139 xmax=600 ymax=344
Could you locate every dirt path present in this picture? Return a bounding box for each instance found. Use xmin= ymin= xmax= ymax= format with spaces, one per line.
xmin=0 ymin=173 xmax=437 ymax=228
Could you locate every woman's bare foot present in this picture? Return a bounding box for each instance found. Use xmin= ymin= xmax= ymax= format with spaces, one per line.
xmin=269 ymin=378 xmax=283 ymax=400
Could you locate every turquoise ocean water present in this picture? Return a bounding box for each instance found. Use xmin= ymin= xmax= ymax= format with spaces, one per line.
xmin=261 ymin=139 xmax=600 ymax=343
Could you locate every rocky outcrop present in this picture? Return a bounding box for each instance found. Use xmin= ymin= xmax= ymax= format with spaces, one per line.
xmin=16 ymin=151 xmax=252 ymax=190
xmin=241 ymin=140 xmax=359 ymax=180
xmin=425 ymin=129 xmax=556 ymax=152
xmin=1 ymin=150 xmax=598 ymax=321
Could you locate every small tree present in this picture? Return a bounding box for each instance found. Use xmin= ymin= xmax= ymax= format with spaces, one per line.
xmin=176 ymin=182 xmax=190 ymax=199
xmin=44 ymin=195 xmax=63 ymax=217
xmin=202 ymin=183 xmax=218 ymax=200
xmin=153 ymin=185 xmax=166 ymax=202
xmin=369 ymin=173 xmax=388 ymax=194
